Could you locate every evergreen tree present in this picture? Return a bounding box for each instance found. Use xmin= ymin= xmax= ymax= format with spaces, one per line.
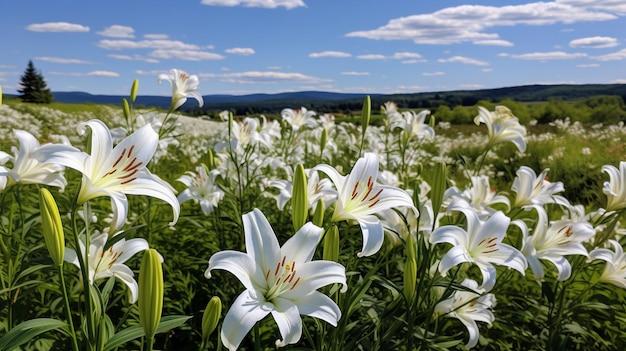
xmin=18 ymin=60 xmax=53 ymax=103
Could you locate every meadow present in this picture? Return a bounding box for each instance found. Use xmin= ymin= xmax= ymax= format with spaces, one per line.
xmin=2 ymin=74 xmax=626 ymax=351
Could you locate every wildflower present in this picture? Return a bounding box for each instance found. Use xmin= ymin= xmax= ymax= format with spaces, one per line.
xmin=511 ymin=166 xmax=568 ymax=208
xmin=281 ymin=107 xmax=318 ymax=131
xmin=434 ymin=279 xmax=496 ymax=348
xmin=177 ymin=164 xmax=224 ymax=215
xmin=64 ymin=231 xmax=151 ymax=303
xmin=38 ymin=119 xmax=180 ymax=230
xmin=474 ymin=105 xmax=526 ymax=152
xmin=521 ymin=207 xmax=595 ymax=281
xmin=392 ymin=110 xmax=435 ymax=140
xmin=313 ymin=152 xmax=416 ymax=257
xmin=205 ymin=209 xmax=347 ymax=350
xmin=0 ymin=129 xmax=68 ymax=191
xmin=590 ymin=240 xmax=626 ymax=289
xmin=268 ymin=169 xmax=337 ymax=212
xmin=602 ymin=161 xmax=626 ymax=212
xmin=158 ymin=69 xmax=204 ymax=110
xmin=445 ymin=175 xmax=510 ymax=219
xmin=430 ymin=209 xmax=527 ymax=291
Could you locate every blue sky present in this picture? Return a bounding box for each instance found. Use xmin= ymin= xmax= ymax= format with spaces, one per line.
xmin=1 ymin=0 xmax=625 ymax=97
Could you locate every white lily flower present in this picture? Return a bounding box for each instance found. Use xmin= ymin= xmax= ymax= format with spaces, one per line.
xmin=602 ymin=161 xmax=626 ymax=212
xmin=268 ymin=169 xmax=337 ymax=211
xmin=205 ymin=209 xmax=347 ymax=350
xmin=391 ymin=110 xmax=435 ymax=140
xmin=434 ymin=279 xmax=496 ymax=348
xmin=0 ymin=129 xmax=68 ymax=190
xmin=511 ymin=166 xmax=569 ymax=208
xmin=313 ymin=152 xmax=416 ymax=257
xmin=590 ymin=240 xmax=626 ymax=289
xmin=281 ymin=107 xmax=318 ymax=131
xmin=38 ymin=119 xmax=180 ymax=231
xmin=445 ymin=175 xmax=510 ymax=219
xmin=177 ymin=164 xmax=224 ymax=215
xmin=430 ymin=209 xmax=527 ymax=291
xmin=474 ymin=105 xmax=527 ymax=152
xmin=158 ymin=68 xmax=204 ymax=110
xmin=521 ymin=207 xmax=595 ymax=281
xmin=64 ymin=231 xmax=152 ymax=303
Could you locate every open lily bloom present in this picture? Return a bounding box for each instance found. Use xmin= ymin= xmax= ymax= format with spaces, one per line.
xmin=391 ymin=110 xmax=435 ymax=140
xmin=64 ymin=231 xmax=152 ymax=303
xmin=430 ymin=209 xmax=527 ymax=291
xmin=205 ymin=209 xmax=347 ymax=350
xmin=38 ymin=119 xmax=180 ymax=231
xmin=511 ymin=166 xmax=569 ymax=208
xmin=0 ymin=129 xmax=68 ymax=191
xmin=313 ymin=152 xmax=417 ymax=257
xmin=177 ymin=164 xmax=224 ymax=215
xmin=590 ymin=240 xmax=626 ymax=289
xmin=474 ymin=105 xmax=527 ymax=152
xmin=281 ymin=107 xmax=318 ymax=132
xmin=268 ymin=169 xmax=337 ymax=212
xmin=521 ymin=207 xmax=595 ymax=281
xmin=158 ymin=68 xmax=204 ymax=110
xmin=445 ymin=175 xmax=510 ymax=219
xmin=434 ymin=279 xmax=496 ymax=348
xmin=602 ymin=161 xmax=626 ymax=212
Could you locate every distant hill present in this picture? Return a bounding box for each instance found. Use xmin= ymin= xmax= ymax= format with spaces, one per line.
xmin=5 ymin=83 xmax=625 ymax=114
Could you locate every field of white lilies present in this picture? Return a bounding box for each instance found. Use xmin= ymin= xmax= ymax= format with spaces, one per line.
xmin=2 ymin=72 xmax=626 ymax=351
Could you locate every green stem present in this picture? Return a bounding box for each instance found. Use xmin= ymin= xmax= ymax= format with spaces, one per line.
xmin=253 ymin=323 xmax=261 ymax=351
xmin=58 ymin=265 xmax=80 ymax=351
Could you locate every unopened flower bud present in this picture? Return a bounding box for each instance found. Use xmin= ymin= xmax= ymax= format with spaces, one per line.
xmin=292 ymin=164 xmax=308 ymax=232
xmin=130 ymin=79 xmax=139 ymax=104
xmin=312 ymin=199 xmax=325 ymax=227
xmin=323 ymin=225 xmax=339 ymax=262
xmin=39 ymin=188 xmax=65 ymax=266
xmin=404 ymin=234 xmax=417 ymax=302
xmin=139 ymin=249 xmax=164 ymax=340
xmin=201 ymin=296 xmax=222 ymax=340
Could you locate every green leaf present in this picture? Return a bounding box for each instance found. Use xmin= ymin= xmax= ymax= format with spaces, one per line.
xmin=103 ymin=315 xmax=191 ymax=351
xmin=0 ymin=318 xmax=66 ymax=351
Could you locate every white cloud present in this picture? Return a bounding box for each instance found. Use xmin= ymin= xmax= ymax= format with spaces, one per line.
xmin=558 ymin=0 xmax=626 ymax=14
xmin=592 ymin=48 xmax=626 ymax=61
xmin=502 ymin=51 xmax=587 ymax=60
xmin=35 ymin=57 xmax=94 ymax=64
xmin=98 ymin=39 xmax=199 ymax=50
xmin=356 ymin=54 xmax=387 ymax=60
xmin=201 ymin=0 xmax=305 ymax=9
xmin=150 ymin=49 xmax=225 ymax=61
xmin=460 ymin=84 xmax=485 ymax=89
xmin=438 ymin=56 xmax=489 ymax=66
xmin=309 ymin=51 xmax=351 ymax=58
xmin=97 ymin=25 xmax=135 ymax=38
xmin=341 ymin=71 xmax=370 ymax=76
xmin=225 ymin=47 xmax=256 ymax=55
xmin=473 ymin=39 xmax=514 ymax=46
xmin=219 ymin=71 xmax=330 ymax=84
xmin=577 ymin=63 xmax=600 ymax=67
xmin=27 ymin=22 xmax=89 ymax=32
xmin=422 ymin=71 xmax=445 ymax=76
xmin=569 ymin=36 xmax=618 ymax=48
xmin=87 ymin=71 xmax=119 ymax=77
xmin=108 ymin=54 xmax=159 ymax=63
xmin=392 ymin=52 xmax=423 ymax=59
xmin=144 ymin=34 xmax=169 ymax=40
xmin=612 ymin=78 xmax=626 ymax=83
xmin=345 ymin=3 xmax=616 ymax=45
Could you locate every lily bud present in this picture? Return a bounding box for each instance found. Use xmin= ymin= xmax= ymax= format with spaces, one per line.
xmin=323 ymin=225 xmax=340 ymax=262
xmin=361 ymin=95 xmax=371 ymax=130
xmin=312 ymin=199 xmax=325 ymax=227
xmin=320 ymin=128 xmax=328 ymax=154
xmin=122 ymin=98 xmax=131 ymax=122
xmin=0 ymin=85 xmax=3 ymax=106
xmin=403 ymin=234 xmax=417 ymax=302
xmin=39 ymin=188 xmax=65 ymax=266
xmin=139 ymin=249 xmax=164 ymax=340
xmin=430 ymin=162 xmax=447 ymax=220
xmin=206 ymin=149 xmax=215 ymax=170
xmin=201 ymin=296 xmax=222 ymax=340
xmin=292 ymin=164 xmax=308 ymax=232
xmin=130 ymin=79 xmax=139 ymax=104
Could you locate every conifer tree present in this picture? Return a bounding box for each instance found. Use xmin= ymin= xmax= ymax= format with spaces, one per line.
xmin=18 ymin=60 xmax=53 ymax=103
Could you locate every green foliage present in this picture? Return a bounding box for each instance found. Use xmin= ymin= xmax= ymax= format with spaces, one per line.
xmin=18 ymin=60 xmax=53 ymax=104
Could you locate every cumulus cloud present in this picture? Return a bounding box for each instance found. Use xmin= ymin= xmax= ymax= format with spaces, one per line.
xmin=108 ymin=54 xmax=159 ymax=63
xmin=35 ymin=57 xmax=94 ymax=64
xmin=569 ymin=36 xmax=618 ymax=48
xmin=219 ymin=71 xmax=330 ymax=84
xmin=225 ymin=47 xmax=256 ymax=55
xmin=98 ymin=39 xmax=199 ymax=50
xmin=422 ymin=71 xmax=445 ymax=76
xmin=49 ymin=71 xmax=119 ymax=77
xmin=392 ymin=52 xmax=423 ymax=59
xmin=27 ymin=22 xmax=89 ymax=32
xmin=356 ymin=54 xmax=387 ymax=60
xmin=87 ymin=71 xmax=119 ymax=77
xmin=97 ymin=25 xmax=135 ymax=38
xmin=473 ymin=39 xmax=514 ymax=46
xmin=592 ymin=48 xmax=626 ymax=61
xmin=438 ymin=56 xmax=489 ymax=66
xmin=341 ymin=71 xmax=370 ymax=76
xmin=501 ymin=51 xmax=587 ymax=60
xmin=144 ymin=34 xmax=169 ymax=40
xmin=201 ymin=0 xmax=305 ymax=9
xmin=150 ymin=49 xmax=225 ymax=60
xmin=309 ymin=51 xmax=352 ymax=58
xmin=345 ymin=3 xmax=616 ymax=45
